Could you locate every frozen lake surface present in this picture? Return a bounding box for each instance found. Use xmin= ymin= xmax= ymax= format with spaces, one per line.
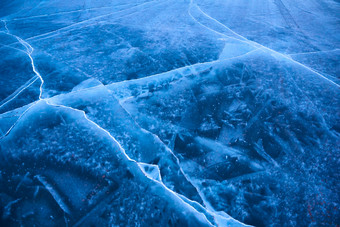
xmin=0 ymin=0 xmax=339 ymax=226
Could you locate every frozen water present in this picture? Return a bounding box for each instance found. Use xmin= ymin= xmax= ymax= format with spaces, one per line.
xmin=0 ymin=0 xmax=339 ymax=226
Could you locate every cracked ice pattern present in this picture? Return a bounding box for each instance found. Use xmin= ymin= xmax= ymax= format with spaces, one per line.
xmin=0 ymin=0 xmax=339 ymax=226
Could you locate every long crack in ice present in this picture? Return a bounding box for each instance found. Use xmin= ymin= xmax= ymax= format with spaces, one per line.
xmin=188 ymin=0 xmax=340 ymax=87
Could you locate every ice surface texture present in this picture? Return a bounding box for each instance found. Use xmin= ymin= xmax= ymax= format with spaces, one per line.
xmin=0 ymin=0 xmax=339 ymax=226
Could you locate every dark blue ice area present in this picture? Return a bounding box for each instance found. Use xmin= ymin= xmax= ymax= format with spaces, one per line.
xmin=0 ymin=0 xmax=339 ymax=226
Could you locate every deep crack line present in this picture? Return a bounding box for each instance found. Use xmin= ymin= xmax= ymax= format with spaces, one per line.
xmin=16 ymin=37 xmax=44 ymax=100
xmin=1 ymin=20 xmax=44 ymax=100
